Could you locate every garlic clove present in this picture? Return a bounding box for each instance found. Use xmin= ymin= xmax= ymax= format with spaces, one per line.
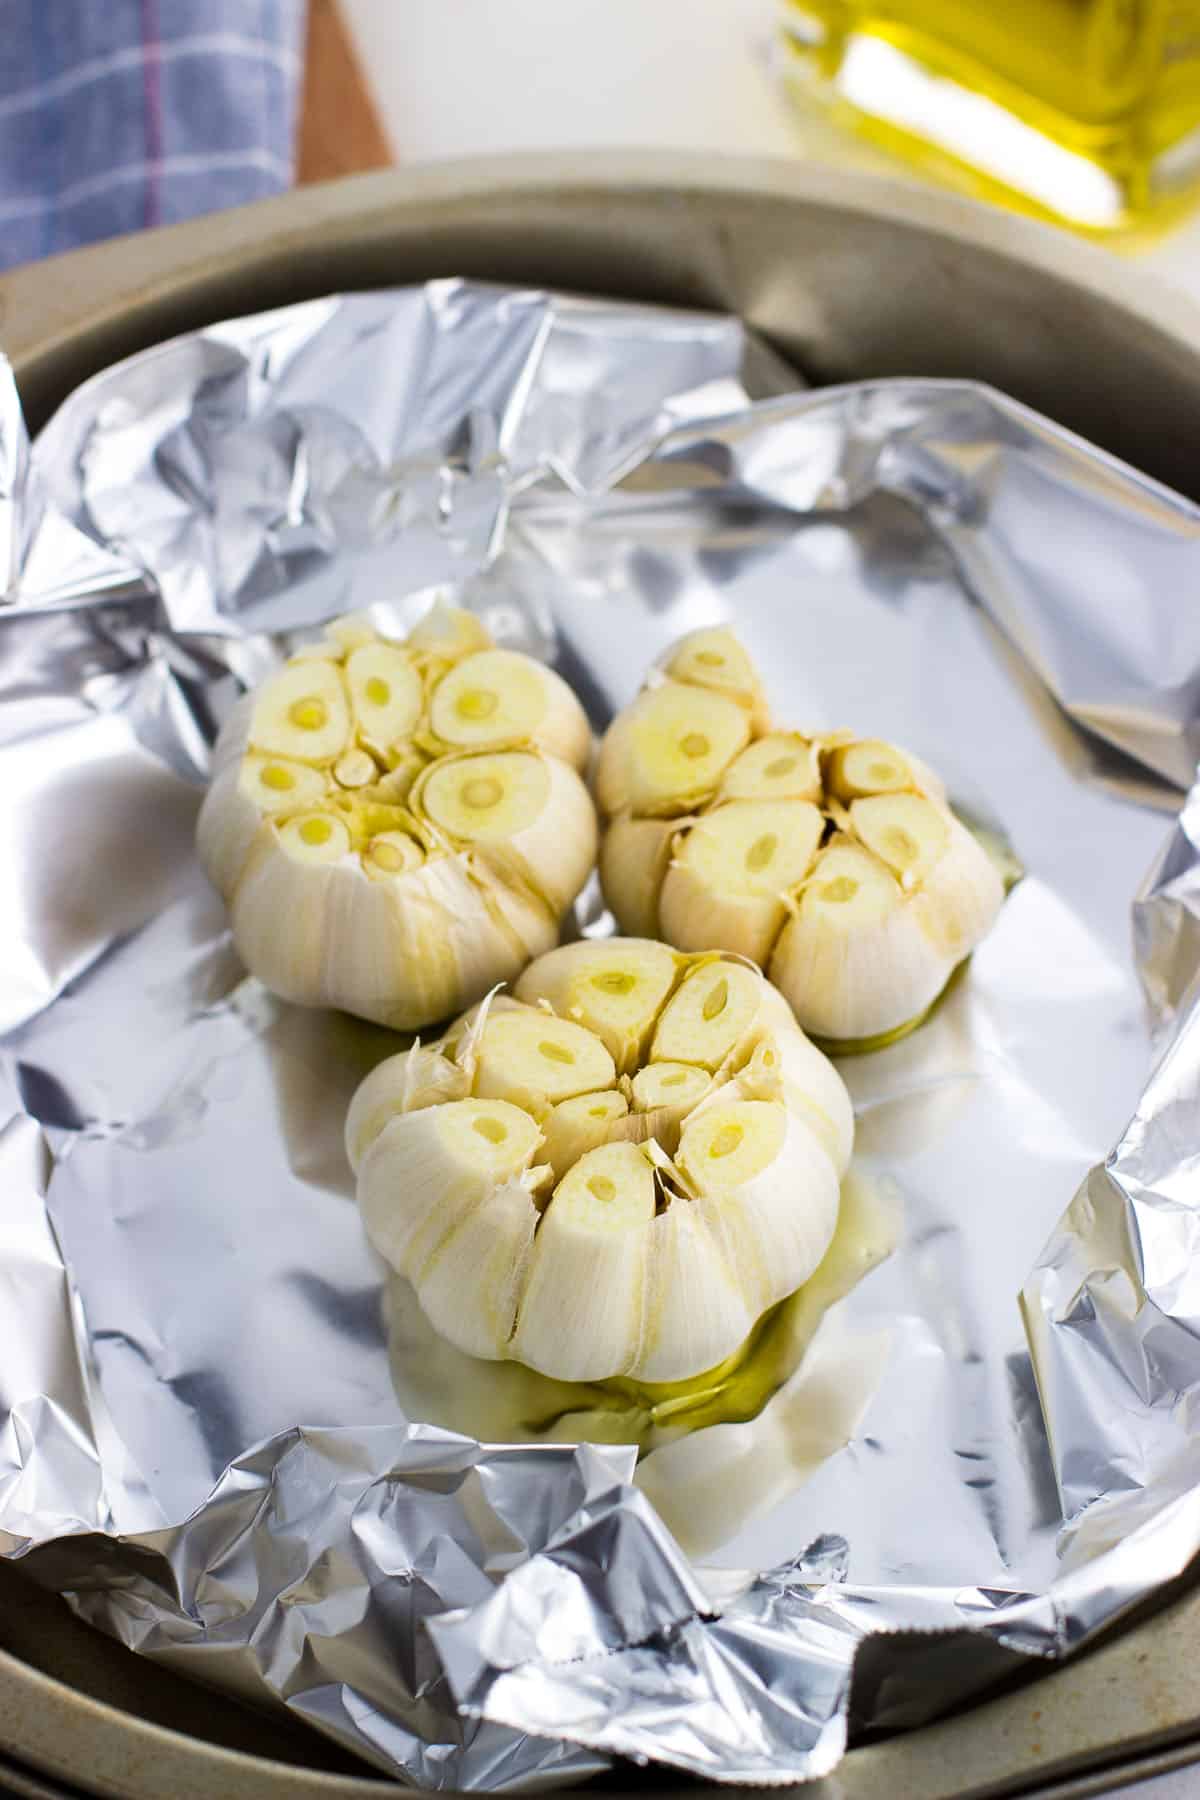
xmin=510 ymin=1141 xmax=655 ymax=1380
xmin=405 ymin=598 xmax=492 ymax=660
xmin=345 ymin=1046 xmax=469 ymax=1172
xmin=416 ymin=749 xmax=595 ymax=917
xmin=663 ymin=626 xmax=770 ymax=730
xmin=196 ymin=760 xmax=267 ymax=897
xmin=909 ymin=814 xmax=1004 ymax=960
xmin=595 ymin=680 xmax=751 ymax=818
xmin=514 ymin=937 xmax=679 ymax=1070
xmin=650 ymin=957 xmax=765 ymax=1070
xmin=248 ymin=659 xmax=352 ymax=765
xmin=638 ymin=1201 xmax=756 ymax=1385
xmin=429 ymin=648 xmax=591 ymax=770
xmin=824 ymin=737 xmax=917 ymax=801
xmin=848 ymin=793 xmax=949 ymax=888
xmin=416 ymin=1181 xmax=539 ymax=1360
xmin=682 ymin=1101 xmax=839 ymax=1316
xmin=720 ymin=733 xmax=822 ymax=803
xmin=598 ymin=813 xmax=677 ymax=938
xmin=359 ymin=1097 xmax=540 ymax=1280
xmin=540 ymin=1089 xmax=631 ymax=1178
xmin=630 ymin=1061 xmax=710 ymax=1112
xmin=239 ymin=753 xmax=329 ymax=815
xmin=345 ymin=644 xmax=423 ymax=756
xmin=473 ymin=1005 xmax=617 ymax=1110
xmin=659 ymin=799 xmax=823 ymax=965
xmin=769 ymin=842 xmax=951 ymax=1042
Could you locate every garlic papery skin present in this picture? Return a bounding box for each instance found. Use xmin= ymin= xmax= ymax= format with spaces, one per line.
xmin=596 ymin=629 xmax=1005 ymax=1049
xmin=661 ymin=626 xmax=771 ymax=732
xmin=598 ymin=814 xmax=677 ymax=939
xmin=769 ymin=840 xmax=961 ymax=1043
xmin=351 ymin=941 xmax=853 ymax=1384
xmin=196 ymin=601 xmax=598 ymax=1031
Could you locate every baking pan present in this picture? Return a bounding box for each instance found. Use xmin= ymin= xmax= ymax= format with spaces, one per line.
xmin=4 ymin=151 xmax=1200 ymax=1798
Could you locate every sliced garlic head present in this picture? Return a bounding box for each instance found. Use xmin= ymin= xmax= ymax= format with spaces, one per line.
xmin=196 ymin=600 xmax=597 ymax=1031
xmin=596 ymin=630 xmax=1004 ymax=1048
xmin=351 ymin=941 xmax=852 ymax=1383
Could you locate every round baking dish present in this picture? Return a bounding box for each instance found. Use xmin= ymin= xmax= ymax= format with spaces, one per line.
xmin=4 ymin=151 xmax=1200 ymax=1799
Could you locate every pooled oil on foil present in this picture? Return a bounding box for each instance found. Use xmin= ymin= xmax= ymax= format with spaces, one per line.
xmin=2 ymin=280 xmax=1200 ymax=1787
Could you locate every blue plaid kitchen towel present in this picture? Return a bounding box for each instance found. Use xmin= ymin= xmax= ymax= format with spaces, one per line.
xmin=2 ymin=1 xmax=306 ymax=269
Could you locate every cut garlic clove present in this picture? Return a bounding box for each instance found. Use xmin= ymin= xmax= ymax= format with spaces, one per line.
xmin=848 ymin=793 xmax=949 ymax=887
xmin=406 ymin=599 xmax=493 ymax=660
xmin=417 ymin=750 xmax=595 ymax=916
xmin=638 ymin=1202 xmax=756 ymax=1385
xmin=514 ymin=937 xmax=679 ymax=1070
xmin=345 ymin=645 xmax=423 ymax=754
xmin=473 ymin=1005 xmax=616 ymax=1110
xmin=332 ymin=748 xmax=378 ymax=790
xmin=682 ymin=1101 xmax=839 ymax=1316
xmin=278 ymin=811 xmax=353 ymax=865
xmin=510 ymin=1141 xmax=655 ymax=1380
xmin=720 ymin=733 xmax=822 ymax=803
xmin=908 ymin=814 xmax=1004 ymax=961
xmin=824 ymin=738 xmax=916 ymax=801
xmin=419 ymin=748 xmax=549 ymax=843
xmin=362 ymin=831 xmax=425 ymax=880
xmin=598 ymin=814 xmax=677 ymax=938
xmin=541 ymin=1089 xmax=631 ymax=1178
xmin=415 ymin=1181 xmax=539 ymax=1360
xmin=627 ymin=1061 xmax=712 ymax=1157
xmin=659 ymin=799 xmax=823 ymax=965
xmin=663 ymin=626 xmax=770 ymax=730
xmin=248 ymin=659 xmax=352 ymax=765
xmin=595 ymin=680 xmax=751 ymax=818
xmin=239 ymin=754 xmax=328 ymax=815
xmin=769 ymin=842 xmax=951 ymax=1041
xmin=429 ymin=648 xmax=591 ymax=770
xmin=772 ymin=1030 xmax=855 ymax=1176
xmin=651 ymin=958 xmax=765 ymax=1070
xmin=630 ymin=1061 xmax=710 ymax=1113
xmin=358 ymin=1097 xmax=540 ymax=1281
xmin=345 ymin=1046 xmax=470 ymax=1172
xmin=326 ymin=612 xmax=379 ymax=653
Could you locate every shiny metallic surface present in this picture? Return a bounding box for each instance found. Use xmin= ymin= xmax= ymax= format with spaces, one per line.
xmin=0 ymin=278 xmax=1198 ymax=1787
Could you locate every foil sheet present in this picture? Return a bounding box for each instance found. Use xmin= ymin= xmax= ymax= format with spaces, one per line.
xmin=2 ymin=280 xmax=1200 ymax=1788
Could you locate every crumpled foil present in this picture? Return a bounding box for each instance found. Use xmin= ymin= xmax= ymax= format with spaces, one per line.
xmin=3 ymin=279 xmax=1200 ymax=1788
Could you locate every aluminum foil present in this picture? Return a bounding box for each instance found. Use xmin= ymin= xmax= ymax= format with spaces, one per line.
xmin=2 ymin=280 xmax=1200 ymax=1788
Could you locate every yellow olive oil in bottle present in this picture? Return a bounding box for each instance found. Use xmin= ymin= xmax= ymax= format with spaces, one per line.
xmin=779 ymin=0 xmax=1200 ymax=230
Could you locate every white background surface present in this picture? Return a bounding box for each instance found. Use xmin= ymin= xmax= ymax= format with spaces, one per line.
xmin=338 ymin=4 xmax=1200 ymax=1795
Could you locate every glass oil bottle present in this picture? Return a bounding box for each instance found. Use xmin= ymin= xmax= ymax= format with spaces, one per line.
xmin=778 ymin=0 xmax=1200 ymax=231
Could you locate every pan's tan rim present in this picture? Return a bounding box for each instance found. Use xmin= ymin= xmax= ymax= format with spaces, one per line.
xmin=4 ymin=151 xmax=1200 ymax=1796
xmin=0 ymin=1638 xmax=385 ymax=1798
xmin=4 ymin=152 xmax=1200 ymax=498
xmin=4 ymin=1571 xmax=1200 ymax=1800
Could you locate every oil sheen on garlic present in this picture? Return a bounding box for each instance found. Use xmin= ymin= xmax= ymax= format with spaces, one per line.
xmin=351 ymin=940 xmax=856 ymax=1387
